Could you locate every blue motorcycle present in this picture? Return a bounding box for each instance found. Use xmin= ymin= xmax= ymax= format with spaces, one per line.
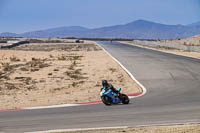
xmin=100 ymin=88 xmax=129 ymax=105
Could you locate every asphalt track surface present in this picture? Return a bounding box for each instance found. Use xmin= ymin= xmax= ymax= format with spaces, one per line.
xmin=1 ymin=41 xmax=200 ymax=133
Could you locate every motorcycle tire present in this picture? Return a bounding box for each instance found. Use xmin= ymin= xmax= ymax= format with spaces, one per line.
xmin=101 ymin=96 xmax=112 ymax=106
xmin=121 ymin=94 xmax=129 ymax=104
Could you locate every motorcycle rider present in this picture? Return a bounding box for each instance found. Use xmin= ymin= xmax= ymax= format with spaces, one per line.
xmin=101 ymin=80 xmax=120 ymax=95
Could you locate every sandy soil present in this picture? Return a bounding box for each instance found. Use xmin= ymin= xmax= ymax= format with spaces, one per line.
xmin=159 ymin=35 xmax=200 ymax=46
xmin=58 ymin=124 xmax=200 ymax=133
xmin=121 ymin=41 xmax=200 ymax=59
xmin=0 ymin=41 xmax=141 ymax=109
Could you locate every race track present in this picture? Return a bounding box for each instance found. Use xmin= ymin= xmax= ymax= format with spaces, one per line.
xmin=0 ymin=41 xmax=200 ymax=133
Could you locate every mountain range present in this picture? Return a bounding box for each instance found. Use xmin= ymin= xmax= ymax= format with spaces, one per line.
xmin=187 ymin=21 xmax=200 ymax=27
xmin=1 ymin=20 xmax=200 ymax=40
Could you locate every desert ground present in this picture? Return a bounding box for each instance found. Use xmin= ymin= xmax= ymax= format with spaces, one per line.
xmin=162 ymin=35 xmax=200 ymax=46
xmin=56 ymin=124 xmax=200 ymax=133
xmin=0 ymin=39 xmax=141 ymax=109
xmin=157 ymin=35 xmax=200 ymax=58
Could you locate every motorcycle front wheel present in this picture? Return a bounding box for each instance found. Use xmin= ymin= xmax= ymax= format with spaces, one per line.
xmin=101 ymin=96 xmax=112 ymax=106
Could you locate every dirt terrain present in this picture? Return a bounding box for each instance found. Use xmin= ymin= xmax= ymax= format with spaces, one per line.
xmin=57 ymin=124 xmax=200 ymax=133
xmin=0 ymin=40 xmax=141 ymax=109
xmin=161 ymin=35 xmax=200 ymax=46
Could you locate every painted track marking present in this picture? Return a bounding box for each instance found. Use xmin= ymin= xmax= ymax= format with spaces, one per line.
xmin=96 ymin=42 xmax=147 ymax=97
xmin=26 ymin=126 xmax=129 ymax=133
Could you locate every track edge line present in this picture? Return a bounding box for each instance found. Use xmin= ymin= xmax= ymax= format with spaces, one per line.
xmin=26 ymin=126 xmax=129 ymax=133
xmin=96 ymin=41 xmax=147 ymax=98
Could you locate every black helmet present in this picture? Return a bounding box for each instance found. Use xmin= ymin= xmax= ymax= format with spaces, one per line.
xmin=102 ymin=80 xmax=108 ymax=87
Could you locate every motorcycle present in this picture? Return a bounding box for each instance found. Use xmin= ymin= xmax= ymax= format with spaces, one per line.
xmin=100 ymin=88 xmax=129 ymax=105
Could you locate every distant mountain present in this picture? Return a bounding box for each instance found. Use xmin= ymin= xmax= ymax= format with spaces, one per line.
xmin=187 ymin=21 xmax=200 ymax=27
xmin=40 ymin=26 xmax=89 ymax=32
xmin=0 ymin=32 xmax=18 ymax=37
xmin=1 ymin=20 xmax=200 ymax=39
xmin=16 ymin=26 xmax=90 ymax=38
xmin=80 ymin=20 xmax=200 ymax=39
xmin=86 ymin=20 xmax=190 ymax=39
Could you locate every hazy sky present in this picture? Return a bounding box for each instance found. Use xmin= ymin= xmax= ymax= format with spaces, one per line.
xmin=0 ymin=0 xmax=200 ymax=33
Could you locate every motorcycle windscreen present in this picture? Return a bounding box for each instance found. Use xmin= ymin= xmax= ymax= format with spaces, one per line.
xmin=100 ymin=89 xmax=105 ymax=96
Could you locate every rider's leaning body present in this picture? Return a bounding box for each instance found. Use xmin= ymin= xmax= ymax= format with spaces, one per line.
xmin=101 ymin=80 xmax=120 ymax=95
